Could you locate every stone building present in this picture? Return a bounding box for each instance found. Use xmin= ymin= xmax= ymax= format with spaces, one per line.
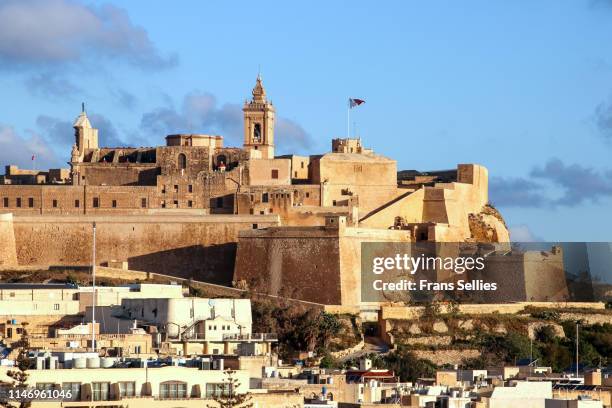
xmin=0 ymin=75 xmax=517 ymax=306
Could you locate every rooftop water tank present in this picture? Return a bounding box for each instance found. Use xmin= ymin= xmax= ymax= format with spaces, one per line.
xmin=86 ymin=357 xmax=100 ymax=368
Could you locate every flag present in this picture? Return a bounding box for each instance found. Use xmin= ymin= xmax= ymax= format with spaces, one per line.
xmin=349 ymin=98 xmax=365 ymax=108
xmin=31 ymin=155 xmax=35 ymax=161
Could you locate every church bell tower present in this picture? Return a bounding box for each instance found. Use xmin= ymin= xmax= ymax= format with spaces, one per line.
xmin=243 ymin=74 xmax=275 ymax=159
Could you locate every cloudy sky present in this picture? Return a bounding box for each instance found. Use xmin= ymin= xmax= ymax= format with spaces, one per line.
xmin=1 ymin=0 xmax=611 ymax=241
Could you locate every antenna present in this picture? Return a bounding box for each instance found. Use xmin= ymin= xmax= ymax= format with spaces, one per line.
xmin=81 ymin=102 xmax=85 ymax=113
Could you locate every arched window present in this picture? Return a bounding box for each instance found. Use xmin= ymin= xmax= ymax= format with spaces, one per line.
xmin=178 ymin=153 xmax=187 ymax=170
xmin=253 ymin=123 xmax=262 ymax=142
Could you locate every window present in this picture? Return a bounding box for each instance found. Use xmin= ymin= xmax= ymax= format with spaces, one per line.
xmin=161 ymin=200 xmax=166 ymax=208
xmin=188 ymin=184 xmax=193 ymax=193
xmin=216 ymin=197 xmax=223 ymax=208
xmin=306 ymin=192 xmax=310 ymax=198
xmin=28 ymin=197 xmax=34 ymax=208
xmin=93 ymin=197 xmax=99 ymax=208
xmin=173 ymin=200 xmax=178 ymax=207
xmin=174 ymin=185 xmax=179 ymax=192
xmin=262 ymin=193 xmax=269 ymax=203
xmin=206 ymin=383 xmax=231 ymax=398
xmin=3 ymin=197 xmax=8 ymax=207
xmin=301 ymin=161 xmax=305 ymax=169
xmin=160 ymin=382 xmax=187 ymax=399
xmin=188 ymin=200 xmax=193 ymax=208
xmin=75 ymin=199 xmax=80 ymax=208
xmin=252 ymin=224 xmax=258 ymax=229
xmin=161 ymin=185 xmax=166 ymax=194
xmin=62 ymin=382 xmax=80 ymax=400
xmin=253 ymin=123 xmax=262 ymax=141
xmin=16 ymin=198 xmax=21 ymax=208
xmin=271 ymin=169 xmax=279 ymax=179
xmin=333 ymin=200 xmax=337 ymax=206
xmin=92 ymin=382 xmax=110 ymax=401
xmin=141 ymin=198 xmax=147 ymax=208
xmin=52 ymin=199 xmax=58 ymax=208
xmin=36 ymin=383 xmax=55 ymax=391
xmin=118 ymin=382 xmax=135 ymax=397
xmin=178 ymin=153 xmax=187 ymax=170
xmin=294 ymin=171 xmax=298 ymax=178
xmin=53 ymin=303 xmax=60 ymax=311
xmin=112 ymin=200 xmax=117 ymax=208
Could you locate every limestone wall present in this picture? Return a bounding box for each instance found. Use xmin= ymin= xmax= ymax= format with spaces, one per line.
xmin=10 ymin=214 xmax=279 ymax=284
xmin=234 ymin=227 xmax=343 ymax=304
xmin=0 ymin=213 xmax=17 ymax=267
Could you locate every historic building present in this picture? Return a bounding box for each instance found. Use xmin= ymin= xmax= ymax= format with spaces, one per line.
xmin=0 ymin=75 xmax=517 ymax=306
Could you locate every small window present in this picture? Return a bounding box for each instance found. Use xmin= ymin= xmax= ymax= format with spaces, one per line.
xmin=306 ymin=192 xmax=310 ymax=198
xmin=93 ymin=197 xmax=99 ymax=208
xmin=92 ymin=382 xmax=110 ymax=401
xmin=75 ymin=199 xmax=80 ymax=208
xmin=16 ymin=198 xmax=21 ymax=208
xmin=161 ymin=200 xmax=166 ymax=208
xmin=252 ymin=224 xmax=258 ymax=229
xmin=3 ymin=197 xmax=8 ymax=207
xmin=294 ymin=171 xmax=298 ymax=178
xmin=178 ymin=153 xmax=187 ymax=170
xmin=53 ymin=303 xmax=59 ymax=310
xmin=141 ymin=198 xmax=147 ymax=208
xmin=188 ymin=185 xmax=193 ymax=193
xmin=271 ymin=169 xmax=279 ymax=179
xmin=28 ymin=197 xmax=34 ymax=208
xmin=112 ymin=200 xmax=117 ymax=208
xmin=333 ymin=200 xmax=337 ymax=206
xmin=118 ymin=382 xmax=135 ymax=398
xmin=161 ymin=185 xmax=166 ymax=194
xmin=188 ymin=200 xmax=193 ymax=208
xmin=52 ymin=200 xmax=58 ymax=208
xmin=262 ymin=193 xmax=269 ymax=203
xmin=173 ymin=200 xmax=178 ymax=207
xmin=301 ymin=161 xmax=305 ymax=169
xmin=174 ymin=185 xmax=178 ymax=192
xmin=216 ymin=197 xmax=223 ymax=208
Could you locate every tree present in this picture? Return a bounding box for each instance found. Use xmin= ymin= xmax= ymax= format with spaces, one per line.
xmin=206 ymin=369 xmax=252 ymax=408
xmin=1 ymin=324 xmax=32 ymax=408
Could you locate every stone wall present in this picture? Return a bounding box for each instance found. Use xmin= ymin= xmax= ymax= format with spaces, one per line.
xmin=0 ymin=213 xmax=17 ymax=267
xmin=414 ymin=349 xmax=480 ymax=365
xmin=10 ymin=214 xmax=279 ymax=284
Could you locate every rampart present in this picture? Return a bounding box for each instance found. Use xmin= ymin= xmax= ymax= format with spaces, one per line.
xmin=0 ymin=213 xmax=17 ymax=267
xmin=4 ymin=213 xmax=279 ymax=284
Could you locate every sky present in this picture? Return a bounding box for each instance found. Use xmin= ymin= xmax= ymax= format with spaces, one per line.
xmin=1 ymin=0 xmax=612 ymax=241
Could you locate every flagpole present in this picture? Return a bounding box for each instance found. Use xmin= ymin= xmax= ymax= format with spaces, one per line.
xmin=347 ymin=99 xmax=350 ymax=138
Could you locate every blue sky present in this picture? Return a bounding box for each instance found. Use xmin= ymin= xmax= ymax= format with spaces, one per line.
xmin=1 ymin=0 xmax=612 ymax=241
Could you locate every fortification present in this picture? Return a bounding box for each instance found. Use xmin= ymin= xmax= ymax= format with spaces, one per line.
xmin=0 ymin=213 xmax=17 ymax=267
xmin=9 ymin=214 xmax=279 ymax=284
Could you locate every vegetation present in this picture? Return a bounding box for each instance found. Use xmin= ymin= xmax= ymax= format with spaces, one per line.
xmin=206 ymin=369 xmax=252 ymax=408
xmin=2 ymin=324 xmax=32 ymax=408
xmin=251 ymin=299 xmax=358 ymax=359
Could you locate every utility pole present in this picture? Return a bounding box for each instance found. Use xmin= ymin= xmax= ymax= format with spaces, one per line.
xmin=575 ymin=322 xmax=579 ymax=379
xmin=92 ymin=221 xmax=96 ymax=352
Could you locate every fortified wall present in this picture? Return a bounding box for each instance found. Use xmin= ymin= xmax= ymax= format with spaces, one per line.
xmin=3 ymin=214 xmax=279 ymax=284
xmin=0 ymin=213 xmax=17 ymax=267
xmin=233 ymin=216 xmax=413 ymax=305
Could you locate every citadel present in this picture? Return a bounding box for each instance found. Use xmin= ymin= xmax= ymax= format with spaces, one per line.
xmin=0 ymin=76 xmax=569 ymax=307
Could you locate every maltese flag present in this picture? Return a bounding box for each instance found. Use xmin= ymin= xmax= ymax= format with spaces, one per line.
xmin=349 ymin=98 xmax=365 ymax=108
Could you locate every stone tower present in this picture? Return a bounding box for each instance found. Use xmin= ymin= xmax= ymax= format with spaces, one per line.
xmin=243 ymin=74 xmax=275 ymax=159
xmin=72 ymin=105 xmax=98 ymax=163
